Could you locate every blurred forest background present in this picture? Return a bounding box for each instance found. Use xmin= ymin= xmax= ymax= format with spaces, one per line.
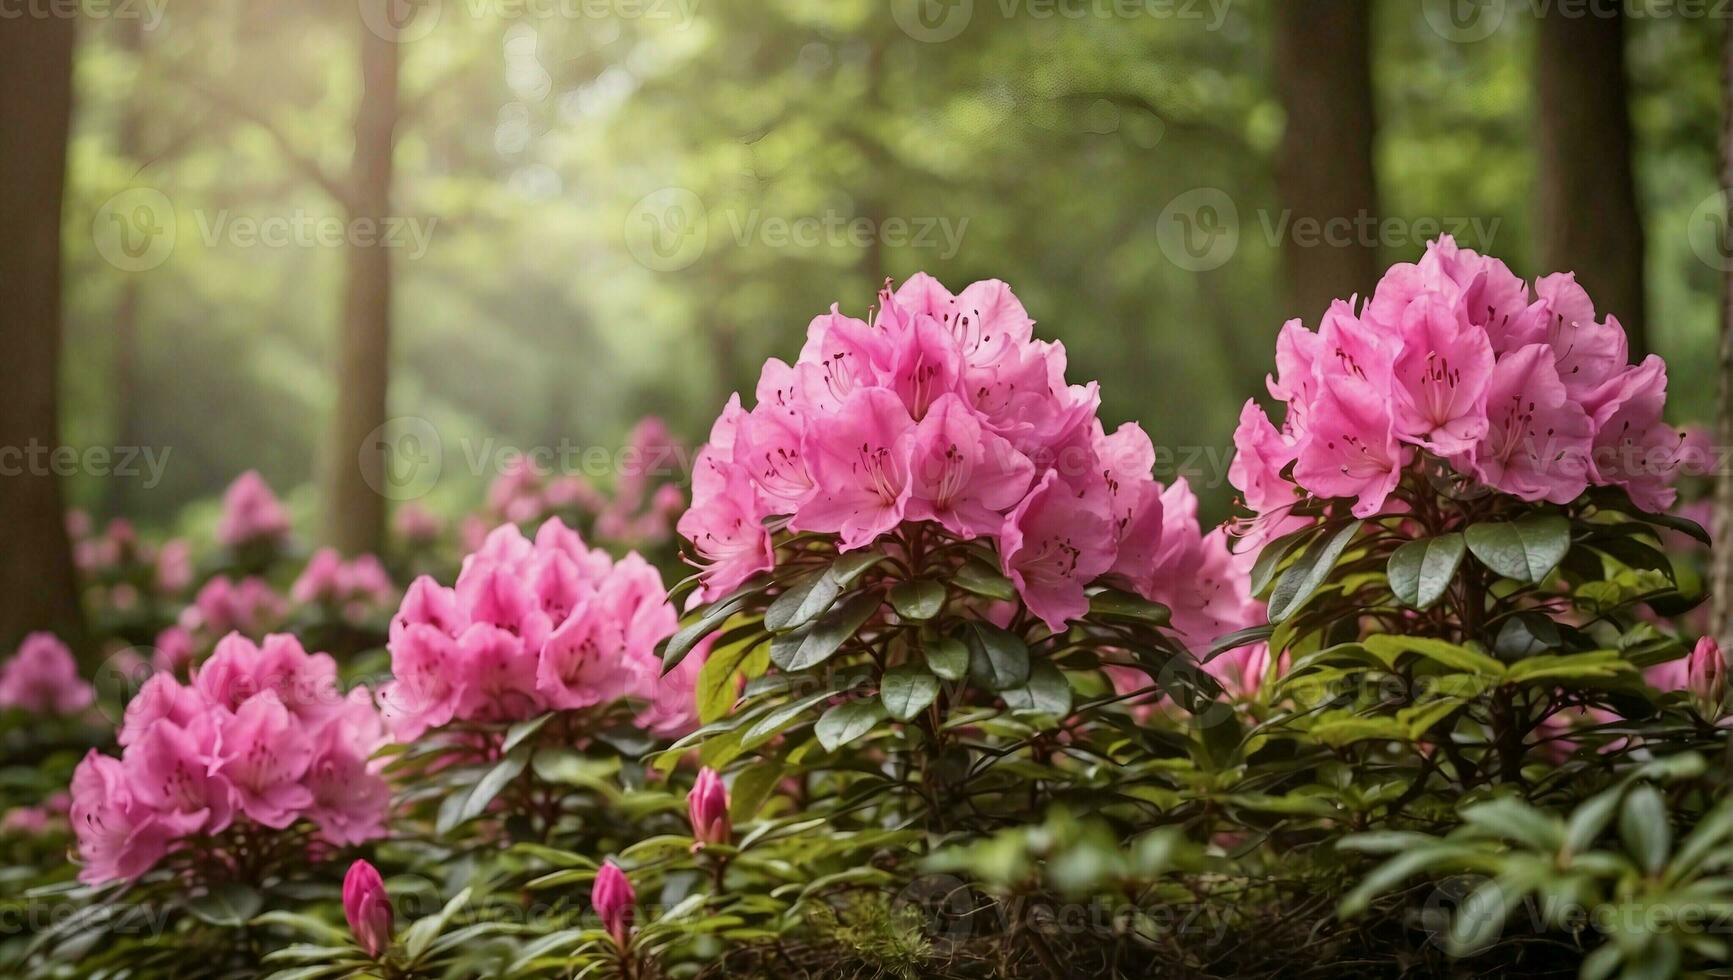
xmin=2 ymin=0 xmax=1729 ymax=647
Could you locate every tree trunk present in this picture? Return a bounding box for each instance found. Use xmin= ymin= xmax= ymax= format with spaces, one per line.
xmin=1271 ymin=0 xmax=1381 ymax=321
xmin=0 ymin=14 xmax=88 ymax=653
xmin=1712 ymin=21 xmax=1733 ymax=649
xmin=322 ymin=5 xmax=400 ymax=556
xmin=1534 ymin=7 xmax=1648 ymax=356
xmin=107 ymin=15 xmax=146 ymax=519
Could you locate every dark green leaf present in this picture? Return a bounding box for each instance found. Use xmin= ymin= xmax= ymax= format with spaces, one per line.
xmin=815 ymin=700 xmax=887 ymax=751
xmin=1087 ymin=589 xmax=1170 ymax=625
xmin=764 ymin=572 xmax=841 ymax=633
xmin=888 ymin=580 xmax=946 ymax=621
xmin=880 ymin=665 xmax=940 ymax=721
xmin=770 ymin=592 xmax=881 ymax=671
xmin=1248 ymin=525 xmax=1319 ymax=598
xmin=184 ymin=883 xmax=263 ymax=927
xmin=1619 ymin=784 xmax=1670 ymax=875
xmin=954 ymin=560 xmax=1016 ymax=601
xmin=1267 ymin=521 xmax=1363 ymax=623
xmin=1494 ymin=614 xmax=1562 ymax=659
xmin=662 ymin=587 xmax=759 ymax=672
xmin=1465 ymin=515 xmax=1571 ymax=583
xmin=1387 ymin=533 xmax=1465 ymax=610
xmin=925 ymin=636 xmax=969 ymax=681
xmin=1002 ymin=661 xmax=1072 ymax=718
xmin=501 ymin=713 xmax=554 ymax=754
xmin=966 ymin=622 xmax=1031 ymax=691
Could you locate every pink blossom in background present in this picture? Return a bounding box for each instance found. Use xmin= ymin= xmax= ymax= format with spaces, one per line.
xmin=392 ymin=502 xmax=445 ymax=544
xmin=380 ymin=518 xmax=693 ymax=742
xmin=216 ymin=470 xmax=292 ymax=548
xmin=291 ymin=548 xmax=397 ymax=618
xmin=154 ymin=538 xmax=193 ymax=595
xmin=0 ymin=633 xmax=94 ymax=716
xmin=180 ymin=575 xmax=287 ymax=637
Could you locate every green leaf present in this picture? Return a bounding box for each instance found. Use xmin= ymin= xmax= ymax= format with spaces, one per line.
xmin=1364 ymin=635 xmax=1505 ymax=677
xmin=184 ymin=882 xmax=263 ymax=927
xmin=1503 ymin=651 xmax=1634 ymax=685
xmin=888 ymin=580 xmax=946 ymax=621
xmin=740 ymin=689 xmax=837 ymax=749
xmin=1461 ymin=798 xmax=1564 ymax=850
xmin=439 ymin=747 xmax=530 ymax=834
xmin=880 ymin=665 xmax=940 ymax=721
xmin=1267 ymin=520 xmax=1363 ymax=623
xmin=1619 ymin=784 xmax=1671 ymax=875
xmin=403 ymin=887 xmax=472 ymax=962
xmin=815 ymin=700 xmax=887 ymax=751
xmin=501 ymin=713 xmax=554 ymax=754
xmin=1447 ymin=875 xmax=1516 ymax=957
xmin=1494 ymin=614 xmax=1562 ymax=659
xmin=1086 ymin=589 xmax=1170 ymax=625
xmin=764 ymin=572 xmax=841 ymax=633
xmin=1002 ymin=661 xmax=1072 ymax=718
xmin=1564 ymin=786 xmax=1623 ymax=856
xmin=696 ymin=634 xmax=769 ymax=723
xmin=954 ymin=559 xmax=1016 ymax=601
xmin=727 ymin=761 xmax=784 ymax=824
xmin=924 ymin=636 xmax=969 ymax=681
xmin=1387 ymin=533 xmax=1466 ymax=610
xmin=1465 ymin=515 xmax=1571 ymax=583
xmin=831 ymin=552 xmax=885 ymax=586
xmin=966 ymin=622 xmax=1031 ymax=691
xmin=662 ymin=587 xmax=758 ymax=671
xmin=1635 ymin=509 xmax=1711 ymax=546
xmin=769 ymin=592 xmax=881 ymax=671
xmin=1248 ymin=524 xmax=1319 ymax=598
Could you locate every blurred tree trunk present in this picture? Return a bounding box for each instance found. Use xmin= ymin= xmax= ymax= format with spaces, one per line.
xmin=1534 ymin=7 xmax=1648 ymax=356
xmin=322 ymin=6 xmax=401 ymax=556
xmin=1271 ymin=0 xmax=1381 ymax=320
xmin=107 ymin=15 xmax=146 ymax=519
xmin=1713 ymin=22 xmax=1733 ymax=649
xmin=0 ymin=14 xmax=88 ymax=654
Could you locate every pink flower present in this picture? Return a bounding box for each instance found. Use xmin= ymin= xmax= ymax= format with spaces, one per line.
xmin=688 ymin=767 xmax=730 ymax=847
xmin=121 ymin=715 xmax=233 ymax=836
xmin=793 ymin=387 xmax=917 ymax=551
xmin=796 ymin=308 xmax=892 ymax=412
xmin=1583 ymin=355 xmax=1680 ymax=513
xmin=379 ymin=624 xmax=464 ymax=741
xmin=216 ymin=471 xmax=292 ymax=548
xmin=218 ymin=694 xmax=315 ymax=829
xmin=453 ymin=624 xmax=544 ymax=724
xmin=1292 ymin=373 xmax=1405 ymax=518
xmin=1535 ymin=273 xmax=1628 ymax=396
xmin=999 ymin=470 xmax=1117 ymax=633
xmin=119 ymin=671 xmax=205 ymax=747
xmin=1689 ymin=636 xmax=1725 ymax=720
xmin=1388 ymin=293 xmax=1493 ymax=454
xmin=291 ymin=549 xmax=345 ymax=605
xmin=1459 ymin=343 xmax=1593 ymax=504
xmin=592 ymin=861 xmax=635 ymax=948
xmin=393 ymin=502 xmax=445 ymax=544
xmin=155 ymin=539 xmax=193 ymax=595
xmin=343 ymin=860 xmax=394 ymax=959
xmin=906 ymin=394 xmax=1035 ymax=540
xmin=0 ymin=632 xmax=93 ymax=716
xmin=636 ymin=632 xmax=708 ymax=738
xmin=71 ymin=751 xmax=176 ymax=885
xmin=305 ymin=691 xmax=390 ymax=846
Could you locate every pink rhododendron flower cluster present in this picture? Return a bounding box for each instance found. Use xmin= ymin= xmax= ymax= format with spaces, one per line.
xmin=1232 ymin=236 xmax=1683 ymax=533
xmin=0 ymin=633 xmax=94 ymax=716
xmin=680 ymin=274 xmax=1170 ymax=632
xmin=487 ymin=457 xmax=606 ymax=528
xmin=593 ymin=417 xmax=688 ymax=547
xmin=393 ymin=502 xmax=445 ymax=545
xmin=292 ymin=548 xmax=398 ymax=621
xmin=380 ymin=518 xmax=696 ymax=741
xmin=216 ymin=470 xmax=293 ymax=549
xmin=69 ymin=515 xmax=194 ymax=604
xmin=71 ymin=632 xmax=389 ymax=884
xmin=179 ymin=575 xmax=288 ymax=638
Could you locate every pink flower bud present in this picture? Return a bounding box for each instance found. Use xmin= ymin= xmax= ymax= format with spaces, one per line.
xmin=592 ymin=861 xmax=635 ymax=948
xmin=342 ymin=860 xmax=394 ymax=959
xmin=687 ymin=767 xmax=731 ymax=848
xmin=1689 ymin=636 xmax=1725 ymax=720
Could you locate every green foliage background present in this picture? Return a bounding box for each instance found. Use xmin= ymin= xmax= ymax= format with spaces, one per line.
xmin=58 ymin=2 xmax=1725 ymax=531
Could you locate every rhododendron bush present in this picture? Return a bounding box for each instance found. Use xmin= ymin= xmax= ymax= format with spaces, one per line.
xmin=4 ymin=257 xmax=1729 ymax=980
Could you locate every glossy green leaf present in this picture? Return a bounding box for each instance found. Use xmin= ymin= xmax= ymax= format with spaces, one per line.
xmin=814 ymin=699 xmax=887 ymax=751
xmin=925 ymin=635 xmax=969 ymax=681
xmin=1465 ymin=515 xmax=1571 ymax=583
xmin=769 ymin=591 xmax=881 ymax=671
xmin=888 ymin=579 xmax=946 ymax=621
xmin=880 ymin=664 xmax=940 ymax=721
xmin=1002 ymin=661 xmax=1072 ymax=718
xmin=1386 ymin=533 xmax=1465 ymax=610
xmin=1087 ymin=589 xmax=1170 ymax=625
xmin=966 ymin=622 xmax=1031 ymax=691
xmin=954 ymin=559 xmax=1016 ymax=601
xmin=1267 ymin=520 xmax=1363 ymax=623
